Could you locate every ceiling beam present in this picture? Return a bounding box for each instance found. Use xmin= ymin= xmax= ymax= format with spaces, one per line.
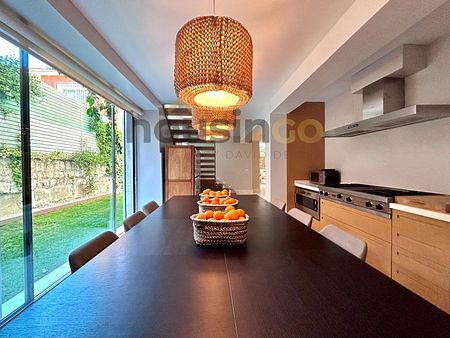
xmin=48 ymin=0 xmax=162 ymax=109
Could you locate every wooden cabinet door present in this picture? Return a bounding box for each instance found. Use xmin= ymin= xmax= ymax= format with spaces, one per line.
xmin=167 ymin=147 xmax=192 ymax=181
xmin=311 ymin=218 xmax=325 ymax=232
xmin=166 ymin=181 xmax=194 ymax=200
xmin=320 ymin=199 xmax=392 ymax=277
xmin=392 ymin=210 xmax=449 ymax=313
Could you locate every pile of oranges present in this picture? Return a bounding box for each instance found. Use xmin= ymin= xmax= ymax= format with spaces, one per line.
xmin=200 ymin=196 xmax=237 ymax=205
xmin=201 ymin=188 xmax=229 ymax=197
xmin=193 ymin=205 xmax=246 ymax=221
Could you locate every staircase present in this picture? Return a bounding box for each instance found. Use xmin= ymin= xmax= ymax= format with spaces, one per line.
xmin=164 ymin=105 xmax=216 ymax=180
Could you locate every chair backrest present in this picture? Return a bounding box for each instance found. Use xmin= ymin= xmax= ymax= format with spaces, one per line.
xmin=143 ymin=201 xmax=159 ymax=216
xmin=287 ymin=208 xmax=313 ymax=227
xmin=272 ymin=199 xmax=286 ymax=212
xmin=320 ymin=224 xmax=367 ymax=261
xmin=123 ymin=211 xmax=146 ymax=232
xmin=68 ymin=231 xmax=118 ymax=273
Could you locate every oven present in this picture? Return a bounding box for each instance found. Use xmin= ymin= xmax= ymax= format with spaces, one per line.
xmin=295 ymin=187 xmax=320 ymax=220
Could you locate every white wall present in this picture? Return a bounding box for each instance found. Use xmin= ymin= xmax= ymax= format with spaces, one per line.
xmin=135 ymin=110 xmax=163 ymax=209
xmin=270 ymin=113 xmax=287 ymax=203
xmin=325 ymin=34 xmax=450 ymax=194
xmin=216 ymin=139 xmax=255 ymax=194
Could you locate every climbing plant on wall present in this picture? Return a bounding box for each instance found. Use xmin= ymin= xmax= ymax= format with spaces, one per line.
xmin=75 ymin=91 xmax=123 ymax=191
xmin=0 ymin=54 xmax=43 ymax=116
xmin=0 ymin=54 xmax=44 ymax=189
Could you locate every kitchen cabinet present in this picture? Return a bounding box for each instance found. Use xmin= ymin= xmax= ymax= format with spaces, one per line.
xmin=165 ymin=146 xmax=198 ymax=201
xmin=286 ymin=103 xmax=325 ymax=210
xmin=311 ymin=218 xmax=325 ymax=232
xmin=392 ymin=210 xmax=449 ymax=313
xmin=320 ymin=199 xmax=392 ymax=277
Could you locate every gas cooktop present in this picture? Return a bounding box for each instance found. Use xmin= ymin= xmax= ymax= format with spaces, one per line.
xmin=329 ymin=184 xmax=433 ymax=198
xmin=318 ymin=183 xmax=434 ymax=218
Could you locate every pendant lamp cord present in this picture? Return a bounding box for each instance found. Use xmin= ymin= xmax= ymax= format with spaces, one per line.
xmin=213 ymin=0 xmax=216 ymax=15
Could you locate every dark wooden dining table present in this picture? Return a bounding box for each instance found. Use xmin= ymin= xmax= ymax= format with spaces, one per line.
xmin=2 ymin=195 xmax=449 ymax=337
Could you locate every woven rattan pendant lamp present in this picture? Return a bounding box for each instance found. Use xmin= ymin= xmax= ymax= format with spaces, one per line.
xmin=198 ymin=125 xmax=230 ymax=141
xmin=191 ymin=108 xmax=235 ymax=130
xmin=174 ymin=1 xmax=253 ymax=111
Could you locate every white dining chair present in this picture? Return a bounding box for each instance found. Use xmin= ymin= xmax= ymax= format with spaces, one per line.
xmin=272 ymin=199 xmax=286 ymax=212
xmin=287 ymin=208 xmax=313 ymax=227
xmin=319 ymin=224 xmax=367 ymax=261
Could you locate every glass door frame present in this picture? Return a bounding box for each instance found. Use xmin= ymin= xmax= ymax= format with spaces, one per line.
xmin=19 ymin=49 xmax=34 ymax=305
xmin=0 ymin=39 xmax=137 ymax=327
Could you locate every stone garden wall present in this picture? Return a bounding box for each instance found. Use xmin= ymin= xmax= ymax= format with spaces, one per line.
xmin=0 ymin=158 xmax=112 ymax=219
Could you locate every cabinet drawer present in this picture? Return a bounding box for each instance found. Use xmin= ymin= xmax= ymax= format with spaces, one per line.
xmin=321 ymin=214 xmax=391 ymax=277
xmin=321 ymin=199 xmax=391 ymax=242
xmin=392 ymin=210 xmax=449 ymax=267
xmin=392 ymin=262 xmax=449 ymax=313
xmin=393 ymin=246 xmax=449 ymax=292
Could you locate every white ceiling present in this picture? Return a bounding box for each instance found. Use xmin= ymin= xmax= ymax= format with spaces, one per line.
xmin=71 ymin=0 xmax=355 ymax=114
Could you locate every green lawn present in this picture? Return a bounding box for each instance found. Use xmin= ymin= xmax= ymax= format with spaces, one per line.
xmin=1 ymin=194 xmax=123 ymax=302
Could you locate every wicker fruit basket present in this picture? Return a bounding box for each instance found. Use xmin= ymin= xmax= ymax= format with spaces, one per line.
xmin=199 ymin=193 xmax=231 ymax=199
xmin=190 ymin=215 xmax=249 ymax=245
xmin=197 ymin=200 xmax=239 ymax=212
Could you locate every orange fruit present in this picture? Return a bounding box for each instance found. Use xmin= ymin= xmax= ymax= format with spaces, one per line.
xmin=222 ymin=189 xmax=228 ymax=194
xmin=197 ymin=213 xmax=206 ymax=220
xmin=213 ymin=211 xmax=224 ymax=220
xmin=201 ymin=197 xmax=211 ymax=203
xmin=239 ymin=216 xmax=246 ymax=220
xmin=208 ymin=218 xmax=215 ymax=220
xmin=212 ymin=197 xmax=219 ymax=202
xmin=236 ymin=209 xmax=245 ymax=217
xmin=225 ymin=205 xmax=235 ymax=213
xmin=219 ymin=199 xmax=225 ymax=205
xmin=211 ymin=200 xmax=219 ymax=205
xmin=205 ymin=210 xmax=214 ymax=219
xmin=226 ymin=210 xmax=239 ymax=220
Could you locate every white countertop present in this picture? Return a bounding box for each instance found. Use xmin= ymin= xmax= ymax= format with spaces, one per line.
xmin=390 ymin=203 xmax=450 ymax=223
xmin=294 ymin=180 xmax=320 ymax=192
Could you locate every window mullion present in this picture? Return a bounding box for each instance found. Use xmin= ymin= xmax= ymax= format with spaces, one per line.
xmin=111 ymin=105 xmax=117 ymax=232
xmin=19 ymin=49 xmax=34 ymax=302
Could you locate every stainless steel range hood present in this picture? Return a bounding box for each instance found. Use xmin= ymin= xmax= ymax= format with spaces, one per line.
xmin=324 ymin=104 xmax=450 ymax=137
xmin=324 ymin=45 xmax=450 ymax=138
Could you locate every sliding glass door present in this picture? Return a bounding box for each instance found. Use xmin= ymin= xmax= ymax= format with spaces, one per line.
xmin=28 ymin=54 xmax=115 ymax=295
xmin=0 ymin=35 xmax=135 ymax=323
xmin=122 ymin=111 xmax=135 ymax=220
xmin=0 ymin=36 xmax=26 ymax=320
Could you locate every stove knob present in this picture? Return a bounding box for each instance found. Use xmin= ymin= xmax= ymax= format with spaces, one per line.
xmin=346 ymin=197 xmax=352 ymax=202
xmin=337 ymin=193 xmax=343 ymax=199
xmin=319 ymin=191 xmax=323 ymax=195
xmin=365 ymin=201 xmax=373 ymax=208
xmin=376 ymin=204 xmax=384 ymax=210
xmin=324 ymin=192 xmax=329 ymax=196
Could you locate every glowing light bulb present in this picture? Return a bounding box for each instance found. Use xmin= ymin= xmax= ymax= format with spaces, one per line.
xmin=194 ymin=90 xmax=240 ymax=108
